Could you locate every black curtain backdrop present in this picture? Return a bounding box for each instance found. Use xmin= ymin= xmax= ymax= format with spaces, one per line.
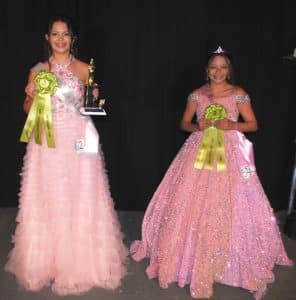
xmin=2 ymin=0 xmax=296 ymax=211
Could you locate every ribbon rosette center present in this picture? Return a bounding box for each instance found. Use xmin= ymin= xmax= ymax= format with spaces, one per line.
xmin=39 ymin=78 xmax=50 ymax=89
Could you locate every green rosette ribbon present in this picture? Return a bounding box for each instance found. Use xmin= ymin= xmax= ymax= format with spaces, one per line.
xmin=20 ymin=71 xmax=58 ymax=148
xmin=194 ymin=103 xmax=227 ymax=171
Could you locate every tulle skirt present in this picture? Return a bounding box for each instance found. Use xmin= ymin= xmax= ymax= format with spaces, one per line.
xmin=6 ymin=112 xmax=128 ymax=295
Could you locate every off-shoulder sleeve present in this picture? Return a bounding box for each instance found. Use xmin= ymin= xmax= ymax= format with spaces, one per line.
xmin=235 ymin=94 xmax=251 ymax=104
xmin=187 ymin=92 xmax=199 ymax=103
xmin=30 ymin=62 xmax=46 ymax=74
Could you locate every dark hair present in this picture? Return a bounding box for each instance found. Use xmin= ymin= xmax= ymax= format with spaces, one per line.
xmin=44 ymin=15 xmax=79 ymax=60
xmin=205 ymin=49 xmax=234 ymax=84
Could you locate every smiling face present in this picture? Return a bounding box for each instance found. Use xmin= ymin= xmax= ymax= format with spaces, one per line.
xmin=207 ymin=55 xmax=231 ymax=84
xmin=45 ymin=21 xmax=74 ymax=56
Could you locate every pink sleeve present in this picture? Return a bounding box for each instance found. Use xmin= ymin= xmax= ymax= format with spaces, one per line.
xmin=30 ymin=62 xmax=46 ymax=74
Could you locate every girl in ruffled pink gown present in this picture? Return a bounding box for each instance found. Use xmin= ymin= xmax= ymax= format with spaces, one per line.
xmin=130 ymin=47 xmax=293 ymax=299
xmin=5 ymin=16 xmax=127 ymax=295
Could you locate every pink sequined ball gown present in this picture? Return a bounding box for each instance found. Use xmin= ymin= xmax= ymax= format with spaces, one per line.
xmin=130 ymin=84 xmax=292 ymax=299
xmin=5 ymin=57 xmax=128 ymax=295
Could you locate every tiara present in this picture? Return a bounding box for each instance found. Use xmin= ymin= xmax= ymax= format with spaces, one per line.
xmin=213 ymin=46 xmax=225 ymax=54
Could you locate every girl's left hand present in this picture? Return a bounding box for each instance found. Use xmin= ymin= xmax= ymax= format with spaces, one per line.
xmin=215 ymin=118 xmax=237 ymax=130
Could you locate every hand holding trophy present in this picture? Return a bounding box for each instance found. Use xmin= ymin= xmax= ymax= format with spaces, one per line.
xmin=80 ymin=58 xmax=107 ymax=116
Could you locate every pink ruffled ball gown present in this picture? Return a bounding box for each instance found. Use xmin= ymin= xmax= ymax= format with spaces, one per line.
xmin=5 ymin=57 xmax=128 ymax=295
xmin=130 ymin=84 xmax=293 ymax=299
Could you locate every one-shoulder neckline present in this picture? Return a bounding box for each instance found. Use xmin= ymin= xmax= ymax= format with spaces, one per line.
xmin=38 ymin=61 xmax=84 ymax=85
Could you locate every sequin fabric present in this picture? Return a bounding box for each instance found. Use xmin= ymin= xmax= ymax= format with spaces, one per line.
xmin=130 ymin=84 xmax=292 ymax=299
xmin=236 ymin=94 xmax=251 ymax=103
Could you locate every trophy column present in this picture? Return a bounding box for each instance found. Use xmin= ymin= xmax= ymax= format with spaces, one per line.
xmin=80 ymin=58 xmax=107 ymax=116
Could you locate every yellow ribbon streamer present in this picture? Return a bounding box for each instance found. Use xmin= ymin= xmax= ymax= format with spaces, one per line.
xmin=20 ymin=71 xmax=58 ymax=148
xmin=194 ymin=104 xmax=227 ymax=171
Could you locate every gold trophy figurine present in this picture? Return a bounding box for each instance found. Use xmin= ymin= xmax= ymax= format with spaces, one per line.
xmin=80 ymin=58 xmax=107 ymax=116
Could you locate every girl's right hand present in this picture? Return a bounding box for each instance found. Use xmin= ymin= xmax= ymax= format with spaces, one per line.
xmin=198 ymin=118 xmax=212 ymax=130
xmin=25 ymin=82 xmax=36 ymax=98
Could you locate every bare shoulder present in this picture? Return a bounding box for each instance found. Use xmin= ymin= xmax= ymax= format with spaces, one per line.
xmin=189 ymin=87 xmax=202 ymax=97
xmin=30 ymin=61 xmax=49 ymax=75
xmin=193 ymin=83 xmax=211 ymax=95
xmin=41 ymin=61 xmax=50 ymax=69
xmin=73 ymin=59 xmax=89 ymax=72
xmin=192 ymin=88 xmax=200 ymax=94
xmin=74 ymin=59 xmax=89 ymax=69
xmin=71 ymin=59 xmax=89 ymax=83
xmin=234 ymin=86 xmax=248 ymax=96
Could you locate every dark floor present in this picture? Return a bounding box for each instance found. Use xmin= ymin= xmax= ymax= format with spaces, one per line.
xmin=0 ymin=208 xmax=295 ymax=300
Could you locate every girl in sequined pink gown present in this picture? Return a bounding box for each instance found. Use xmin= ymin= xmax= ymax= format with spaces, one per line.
xmin=130 ymin=48 xmax=292 ymax=299
xmin=5 ymin=16 xmax=127 ymax=295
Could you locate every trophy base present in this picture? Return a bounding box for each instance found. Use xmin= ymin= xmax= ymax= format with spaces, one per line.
xmin=80 ymin=107 xmax=107 ymax=116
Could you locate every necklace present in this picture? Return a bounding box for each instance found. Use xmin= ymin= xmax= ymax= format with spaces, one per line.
xmin=49 ymin=55 xmax=75 ymax=70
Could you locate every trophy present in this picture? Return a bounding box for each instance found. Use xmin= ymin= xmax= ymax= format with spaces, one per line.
xmin=80 ymin=58 xmax=107 ymax=116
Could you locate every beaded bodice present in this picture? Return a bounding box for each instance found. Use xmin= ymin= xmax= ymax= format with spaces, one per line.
xmin=188 ymin=84 xmax=251 ymax=122
xmin=50 ymin=58 xmax=84 ymax=114
xmin=31 ymin=57 xmax=85 ymax=114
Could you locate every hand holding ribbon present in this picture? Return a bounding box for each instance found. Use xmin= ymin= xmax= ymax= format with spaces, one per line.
xmin=20 ymin=71 xmax=58 ymax=148
xmin=215 ymin=118 xmax=237 ymax=130
xmin=194 ymin=104 xmax=227 ymax=171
